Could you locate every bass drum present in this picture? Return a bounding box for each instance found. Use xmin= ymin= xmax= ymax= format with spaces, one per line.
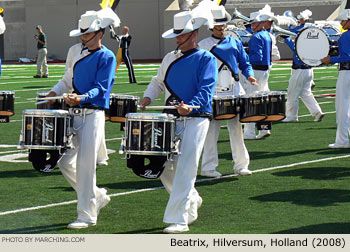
xmin=295 ymin=26 xmax=340 ymax=67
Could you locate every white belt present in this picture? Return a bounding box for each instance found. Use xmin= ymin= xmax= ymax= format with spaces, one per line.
xmin=69 ymin=108 xmax=97 ymax=116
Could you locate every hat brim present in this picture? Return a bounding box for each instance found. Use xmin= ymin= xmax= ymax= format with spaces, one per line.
xmin=69 ymin=27 xmax=99 ymax=37
xmin=162 ymin=17 xmax=207 ymax=39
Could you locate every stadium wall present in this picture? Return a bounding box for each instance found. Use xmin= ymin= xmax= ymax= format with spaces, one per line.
xmin=0 ymin=0 xmax=342 ymax=61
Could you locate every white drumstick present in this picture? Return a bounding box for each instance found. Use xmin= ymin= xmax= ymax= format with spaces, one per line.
xmin=36 ymin=94 xmax=89 ymax=101
xmin=137 ymin=105 xmax=200 ymax=110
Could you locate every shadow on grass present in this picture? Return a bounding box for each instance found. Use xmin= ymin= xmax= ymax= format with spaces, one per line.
xmin=115 ymin=227 xmax=162 ymax=234
xmin=274 ymin=222 xmax=350 ymax=234
xmin=0 ymin=169 xmax=61 ymax=178
xmin=272 ymin=167 xmax=350 ymax=180
xmin=0 ymin=224 xmax=67 ymax=234
xmin=250 ymin=189 xmax=350 ymax=207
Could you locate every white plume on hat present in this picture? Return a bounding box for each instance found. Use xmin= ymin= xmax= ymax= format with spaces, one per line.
xmin=250 ymin=4 xmax=278 ymax=24
xmin=275 ymin=15 xmax=298 ymax=27
xmin=70 ymin=7 xmax=120 ymax=37
xmin=192 ymin=0 xmax=216 ymax=28
xmin=297 ymin=9 xmax=312 ymax=20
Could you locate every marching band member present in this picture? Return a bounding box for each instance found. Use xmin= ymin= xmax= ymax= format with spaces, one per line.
xmin=198 ymin=5 xmax=257 ymax=177
xmin=47 ymin=8 xmax=119 ymax=229
xmin=0 ymin=8 xmax=5 ymax=77
xmin=243 ymin=10 xmax=273 ymax=140
xmin=282 ymin=36 xmax=325 ymax=123
xmin=64 ymin=42 xmax=109 ymax=166
xmin=282 ymin=9 xmax=324 ymax=123
xmin=321 ymin=8 xmax=350 ymax=148
xmin=139 ymin=10 xmax=217 ymax=233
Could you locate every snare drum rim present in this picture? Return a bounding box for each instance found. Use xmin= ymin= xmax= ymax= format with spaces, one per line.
xmin=23 ymin=109 xmax=71 ymax=117
xmin=0 ymin=90 xmax=15 ymax=95
xmin=110 ymin=93 xmax=140 ymax=100
xmin=126 ymin=112 xmax=176 ymax=121
xmin=294 ymin=26 xmax=330 ymax=67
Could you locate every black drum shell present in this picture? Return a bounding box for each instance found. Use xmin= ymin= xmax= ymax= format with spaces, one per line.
xmin=107 ymin=94 xmax=139 ymax=123
xmin=0 ymin=91 xmax=15 ymax=116
xmin=212 ymin=96 xmax=239 ymax=120
xmin=264 ymin=93 xmax=286 ymax=122
xmin=239 ymin=96 xmax=267 ymax=122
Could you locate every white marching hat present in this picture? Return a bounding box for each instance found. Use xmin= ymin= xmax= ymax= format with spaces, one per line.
xmin=162 ymin=10 xmax=208 ymax=38
xmin=249 ymin=11 xmax=276 ymax=24
xmin=297 ymin=9 xmax=312 ymax=20
xmin=257 ymin=4 xmax=278 ymax=23
xmin=212 ymin=5 xmax=231 ymax=25
xmin=70 ymin=8 xmax=120 ymax=37
xmin=336 ymin=8 xmax=350 ymax=21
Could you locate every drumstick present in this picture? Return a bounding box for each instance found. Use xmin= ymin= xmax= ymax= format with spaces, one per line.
xmin=137 ymin=105 xmax=200 ymax=110
xmin=36 ymin=94 xmax=89 ymax=101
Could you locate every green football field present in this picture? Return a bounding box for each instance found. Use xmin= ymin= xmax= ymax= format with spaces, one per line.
xmin=0 ymin=62 xmax=349 ymax=234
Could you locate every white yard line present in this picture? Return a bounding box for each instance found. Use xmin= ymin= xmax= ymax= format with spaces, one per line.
xmin=0 ymin=154 xmax=349 ymax=216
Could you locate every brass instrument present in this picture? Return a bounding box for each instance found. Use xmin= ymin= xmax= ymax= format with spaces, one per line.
xmin=273 ymin=24 xmax=297 ymax=43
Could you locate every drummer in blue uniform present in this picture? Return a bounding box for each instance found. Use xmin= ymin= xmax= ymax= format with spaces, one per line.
xmin=139 ymin=10 xmax=217 ymax=233
xmin=198 ymin=5 xmax=257 ymax=177
xmin=243 ymin=10 xmax=274 ymax=140
xmin=321 ymin=8 xmax=350 ymax=148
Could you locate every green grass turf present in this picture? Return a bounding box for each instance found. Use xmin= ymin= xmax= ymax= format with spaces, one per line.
xmin=0 ymin=62 xmax=349 ymax=234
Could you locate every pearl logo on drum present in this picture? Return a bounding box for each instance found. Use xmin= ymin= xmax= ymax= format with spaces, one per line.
xmin=153 ymin=128 xmax=163 ymax=149
xmin=306 ymin=32 xmax=319 ymax=39
xmin=44 ymin=122 xmax=54 ymax=144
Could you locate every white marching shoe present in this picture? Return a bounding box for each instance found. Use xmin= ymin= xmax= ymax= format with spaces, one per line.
xmin=200 ymin=170 xmax=222 ymax=178
xmin=256 ymin=131 xmax=271 ymax=139
xmin=235 ymin=168 xmax=252 ymax=176
xmin=328 ymin=143 xmax=350 ymax=149
xmin=282 ymin=117 xmax=298 ymax=123
xmin=188 ymin=196 xmax=203 ymax=225
xmin=163 ymin=224 xmax=189 ymax=234
xmin=314 ymin=112 xmax=325 ymax=122
xmin=67 ymin=220 xmax=96 ymax=229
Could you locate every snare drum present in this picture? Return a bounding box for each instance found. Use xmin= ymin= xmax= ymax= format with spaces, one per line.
xmin=0 ymin=91 xmax=15 ymax=116
xmin=295 ymin=26 xmax=341 ymax=66
xmin=107 ymin=93 xmax=139 ymax=122
xmin=239 ymin=94 xmax=267 ymax=122
xmin=212 ymin=95 xmax=239 ymax=120
xmin=36 ymin=91 xmax=69 ymax=110
xmin=263 ymin=91 xmax=287 ymax=122
xmin=20 ymin=109 xmax=73 ymax=150
xmin=125 ymin=113 xmax=176 ymax=156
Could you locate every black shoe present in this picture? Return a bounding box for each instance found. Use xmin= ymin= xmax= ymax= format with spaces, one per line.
xmin=42 ymin=75 xmax=49 ymax=78
xmin=33 ymin=75 xmax=41 ymax=78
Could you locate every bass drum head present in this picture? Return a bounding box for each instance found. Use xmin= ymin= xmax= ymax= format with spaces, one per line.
xmin=295 ymin=27 xmax=330 ymax=67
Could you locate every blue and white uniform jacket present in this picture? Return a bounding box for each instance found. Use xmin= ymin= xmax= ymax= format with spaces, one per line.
xmin=330 ymin=30 xmax=350 ymax=64
xmin=198 ymin=35 xmax=253 ymax=81
xmin=144 ymin=48 xmax=217 ymax=115
xmin=52 ymin=46 xmax=116 ymax=110
xmin=248 ymin=30 xmax=272 ymax=69
xmin=285 ymin=37 xmax=310 ymax=68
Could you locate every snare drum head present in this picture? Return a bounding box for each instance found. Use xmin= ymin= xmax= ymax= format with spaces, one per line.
xmin=23 ymin=109 xmax=70 ymax=117
xmin=36 ymin=91 xmax=49 ymax=97
xmin=1 ymin=90 xmax=15 ymax=95
xmin=295 ymin=27 xmax=329 ymax=66
xmin=110 ymin=93 xmax=139 ymax=100
xmin=126 ymin=113 xmax=175 ymax=120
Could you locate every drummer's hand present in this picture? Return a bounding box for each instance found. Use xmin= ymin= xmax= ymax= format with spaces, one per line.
xmin=321 ymin=56 xmax=331 ymax=65
xmin=64 ymin=93 xmax=81 ymax=107
xmin=248 ymin=76 xmax=258 ymax=86
xmin=46 ymin=91 xmax=57 ymax=104
xmin=139 ymin=97 xmax=151 ymax=111
xmin=175 ymin=101 xmax=192 ymax=116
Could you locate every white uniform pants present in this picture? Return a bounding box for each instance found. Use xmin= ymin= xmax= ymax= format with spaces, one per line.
xmin=201 ymin=116 xmax=249 ymax=172
xmin=160 ymin=117 xmax=209 ymax=224
xmin=58 ymin=110 xmax=106 ymax=223
xmin=335 ymin=71 xmax=350 ymax=145
xmin=36 ymin=48 xmax=48 ymax=76
xmin=244 ymin=69 xmax=270 ymax=136
xmin=285 ymin=68 xmax=322 ymax=120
